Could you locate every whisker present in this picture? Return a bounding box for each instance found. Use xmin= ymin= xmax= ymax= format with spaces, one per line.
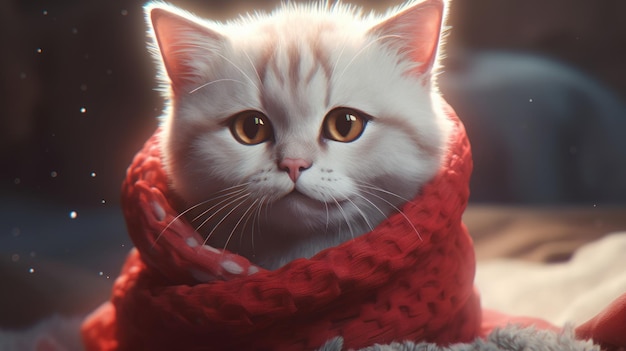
xmin=335 ymin=34 xmax=402 ymax=83
xmin=264 ymin=197 xmax=273 ymax=225
xmin=195 ymin=192 xmax=250 ymax=238
xmin=329 ymin=38 xmax=348 ymax=80
xmin=241 ymin=49 xmax=262 ymax=84
xmin=344 ymin=197 xmax=374 ymax=232
xmin=324 ymin=197 xmax=330 ymax=234
xmin=250 ymin=200 xmax=259 ymax=252
xmin=350 ymin=190 xmax=388 ymax=220
xmin=237 ymin=198 xmax=258 ymax=249
xmin=356 ymin=187 xmax=422 ymax=241
xmin=182 ymin=44 xmax=261 ymax=93
xmin=251 ymin=196 xmax=268 ymax=255
xmin=225 ymin=198 xmax=259 ymax=252
xmin=330 ymin=195 xmax=355 ymax=240
xmin=201 ymin=193 xmax=251 ymax=246
xmin=189 ymin=78 xmax=250 ymax=94
xmin=152 ymin=183 xmax=249 ymax=248
xmin=190 ymin=189 xmax=248 ymax=223
xmin=353 ymin=179 xmax=413 ymax=203
xmin=212 ymin=50 xmax=259 ymax=92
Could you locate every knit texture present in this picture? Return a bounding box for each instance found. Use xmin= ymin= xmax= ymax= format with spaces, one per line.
xmin=82 ymin=104 xmax=482 ymax=350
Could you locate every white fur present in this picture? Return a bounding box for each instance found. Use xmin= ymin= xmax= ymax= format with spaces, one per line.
xmin=145 ymin=0 xmax=451 ymax=269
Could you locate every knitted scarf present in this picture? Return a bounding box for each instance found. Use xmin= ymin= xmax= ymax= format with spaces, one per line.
xmin=81 ymin=101 xmax=626 ymax=351
xmin=81 ymin=105 xmax=481 ymax=350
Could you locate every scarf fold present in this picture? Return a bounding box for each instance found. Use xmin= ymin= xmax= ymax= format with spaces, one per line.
xmin=82 ymin=104 xmax=482 ymax=350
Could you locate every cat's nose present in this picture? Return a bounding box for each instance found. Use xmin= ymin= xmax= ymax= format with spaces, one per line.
xmin=279 ymin=158 xmax=312 ymax=182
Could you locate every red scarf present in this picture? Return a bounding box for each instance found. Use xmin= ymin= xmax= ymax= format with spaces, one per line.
xmin=85 ymin=103 xmax=626 ymax=351
xmin=81 ymin=104 xmax=481 ymax=350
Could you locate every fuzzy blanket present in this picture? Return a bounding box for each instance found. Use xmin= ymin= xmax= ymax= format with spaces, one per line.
xmin=0 ymin=319 xmax=596 ymax=351
xmin=318 ymin=326 xmax=598 ymax=351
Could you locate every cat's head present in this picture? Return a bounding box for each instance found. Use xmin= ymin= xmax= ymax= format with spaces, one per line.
xmin=145 ymin=0 xmax=451 ymax=268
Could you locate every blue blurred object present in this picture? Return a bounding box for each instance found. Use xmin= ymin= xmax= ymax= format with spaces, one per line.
xmin=441 ymin=52 xmax=626 ymax=204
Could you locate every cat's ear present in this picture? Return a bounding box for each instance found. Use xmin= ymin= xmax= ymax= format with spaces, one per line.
xmin=146 ymin=4 xmax=226 ymax=92
xmin=368 ymin=0 xmax=445 ymax=78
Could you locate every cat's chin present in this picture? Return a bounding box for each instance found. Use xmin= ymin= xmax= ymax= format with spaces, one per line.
xmin=280 ymin=190 xmax=330 ymax=211
xmin=265 ymin=189 xmax=343 ymax=231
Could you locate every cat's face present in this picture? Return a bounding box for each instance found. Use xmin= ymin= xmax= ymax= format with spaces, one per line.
xmin=147 ymin=0 xmax=450 ymax=269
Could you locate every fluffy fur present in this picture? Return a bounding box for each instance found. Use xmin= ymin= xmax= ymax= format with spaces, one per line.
xmin=145 ymin=0 xmax=452 ymax=269
xmin=318 ymin=326 xmax=599 ymax=351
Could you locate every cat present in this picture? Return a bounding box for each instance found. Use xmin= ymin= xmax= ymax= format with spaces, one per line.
xmin=146 ymin=0 xmax=452 ymax=270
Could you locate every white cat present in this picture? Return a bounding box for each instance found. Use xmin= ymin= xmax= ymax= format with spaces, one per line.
xmin=146 ymin=0 xmax=452 ymax=269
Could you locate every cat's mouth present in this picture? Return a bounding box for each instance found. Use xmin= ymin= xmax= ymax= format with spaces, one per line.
xmin=286 ymin=189 xmax=318 ymax=202
xmin=282 ymin=188 xmax=347 ymax=209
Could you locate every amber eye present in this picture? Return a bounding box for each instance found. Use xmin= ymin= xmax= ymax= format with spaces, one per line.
xmin=229 ymin=111 xmax=273 ymax=145
xmin=323 ymin=108 xmax=368 ymax=143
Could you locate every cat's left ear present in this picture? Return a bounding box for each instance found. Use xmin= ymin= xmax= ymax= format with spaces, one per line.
xmin=368 ymin=0 xmax=446 ymax=78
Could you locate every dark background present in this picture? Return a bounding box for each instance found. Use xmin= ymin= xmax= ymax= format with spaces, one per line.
xmin=1 ymin=0 xmax=626 ymax=330
xmin=2 ymin=0 xmax=626 ymax=208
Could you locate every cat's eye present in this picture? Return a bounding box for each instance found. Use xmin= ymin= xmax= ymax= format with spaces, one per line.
xmin=229 ymin=111 xmax=273 ymax=145
xmin=323 ymin=108 xmax=368 ymax=143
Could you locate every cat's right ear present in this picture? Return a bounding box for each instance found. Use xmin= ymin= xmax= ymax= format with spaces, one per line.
xmin=146 ymin=3 xmax=225 ymax=93
xmin=368 ymin=0 xmax=446 ymax=79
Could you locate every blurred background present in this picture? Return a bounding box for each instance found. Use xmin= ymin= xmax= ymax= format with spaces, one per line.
xmin=1 ymin=0 xmax=626 ymax=337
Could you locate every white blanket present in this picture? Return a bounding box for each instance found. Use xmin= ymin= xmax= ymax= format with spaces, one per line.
xmin=476 ymin=231 xmax=626 ymax=326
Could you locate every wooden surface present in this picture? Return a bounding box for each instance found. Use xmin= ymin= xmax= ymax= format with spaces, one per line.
xmin=465 ymin=205 xmax=626 ymax=262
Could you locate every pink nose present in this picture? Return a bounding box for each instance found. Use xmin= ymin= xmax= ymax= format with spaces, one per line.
xmin=279 ymin=158 xmax=312 ymax=182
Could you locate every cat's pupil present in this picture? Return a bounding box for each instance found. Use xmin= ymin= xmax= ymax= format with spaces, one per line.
xmin=244 ymin=116 xmax=264 ymax=139
xmin=336 ymin=114 xmax=356 ymax=137
xmin=323 ymin=108 xmax=367 ymax=142
xmin=230 ymin=111 xmax=272 ymax=145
